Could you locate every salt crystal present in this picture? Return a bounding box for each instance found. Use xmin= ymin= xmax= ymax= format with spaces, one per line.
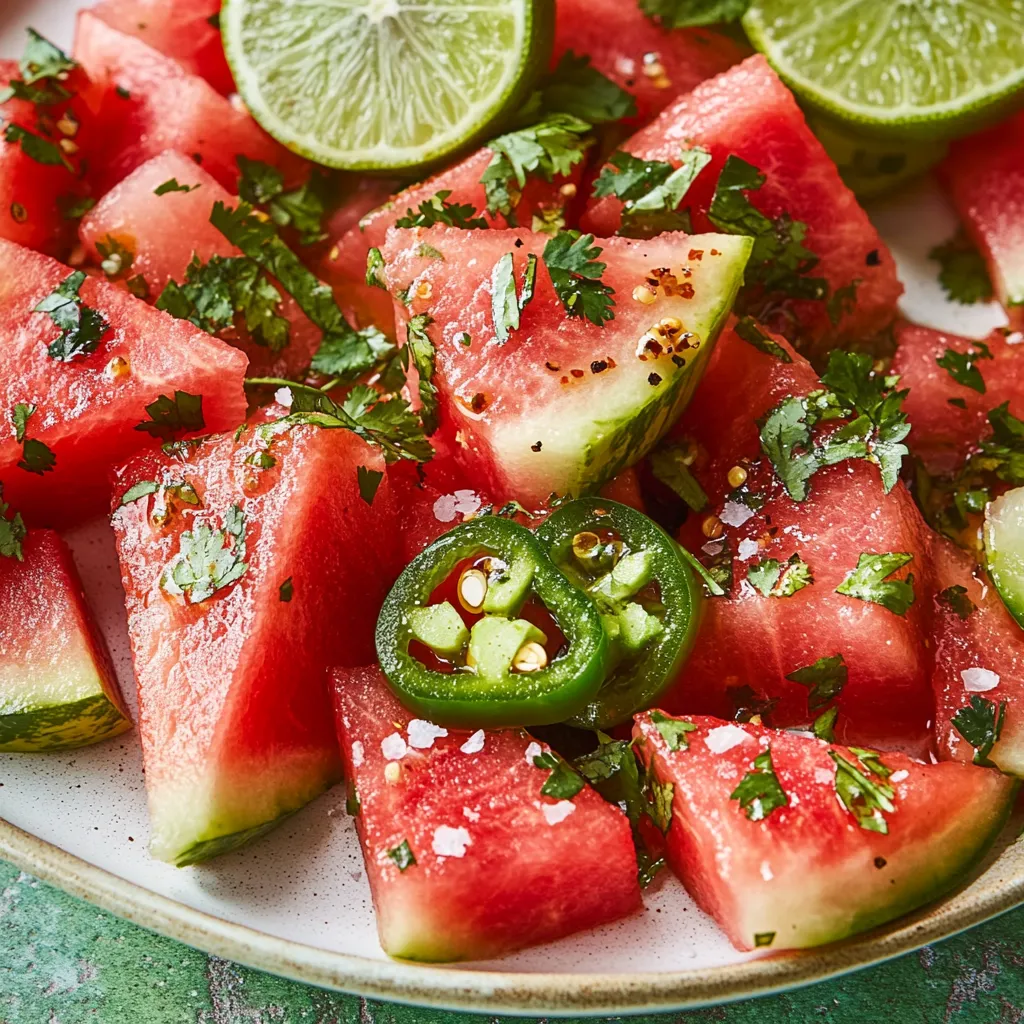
xmin=961 ymin=667 xmax=1000 ymax=692
xmin=460 ymin=729 xmax=485 ymax=754
xmin=890 ymin=770 xmax=909 ymax=783
xmin=760 ymin=860 xmax=773 ymax=881
xmin=704 ymin=724 xmax=750 ymax=754
xmin=274 ymin=387 xmax=293 ymax=408
xmin=737 ymin=538 xmax=759 ymax=561
xmin=432 ymin=825 xmax=471 ymax=858
xmin=351 ymin=741 xmax=364 ymax=767
xmin=525 ymin=741 xmax=543 ymax=764
xmin=814 ymin=767 xmax=833 ymax=785
xmin=407 ymin=719 xmax=448 ymax=749
xmin=463 ymin=807 xmax=480 ymax=822
xmin=380 ymin=733 xmax=407 ymax=761
xmin=541 ymin=801 xmax=576 ymax=826
xmin=719 ymin=500 xmax=755 ymax=527
xmin=432 ymin=494 xmax=459 ymax=523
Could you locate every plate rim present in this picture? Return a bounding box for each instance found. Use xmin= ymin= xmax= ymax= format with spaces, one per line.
xmin=3 ymin=815 xmax=1023 ymax=1016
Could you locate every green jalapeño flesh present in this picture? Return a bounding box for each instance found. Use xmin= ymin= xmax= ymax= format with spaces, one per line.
xmin=376 ymin=516 xmax=609 ymax=728
xmin=535 ymin=498 xmax=702 ymax=730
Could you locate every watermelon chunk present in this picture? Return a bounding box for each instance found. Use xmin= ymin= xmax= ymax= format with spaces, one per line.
xmin=0 ymin=238 xmax=247 ymax=526
xmin=582 ymin=55 xmax=902 ymax=354
xmin=111 ymin=414 xmax=400 ymax=864
xmin=320 ymin=146 xmax=579 ymax=337
xmin=552 ymin=0 xmax=744 ymax=125
xmin=1 ymin=529 xmax=130 ymax=751
xmin=382 ymin=225 xmax=751 ymax=507
xmin=633 ymin=712 xmax=1015 ymax=951
xmin=73 ymin=10 xmax=306 ymax=195
xmin=938 ymin=111 xmax=1024 ymax=329
xmin=892 ymin=322 xmax=1023 ymax=476
xmin=332 ymin=665 xmax=640 ymax=961
xmin=930 ymin=533 xmax=1024 ymax=777
xmin=85 ymin=0 xmax=234 ymax=95
xmin=79 ymin=149 xmax=322 ymax=378
xmin=661 ymin=326 xmax=934 ymax=755
xmin=0 ymin=59 xmax=93 ymax=257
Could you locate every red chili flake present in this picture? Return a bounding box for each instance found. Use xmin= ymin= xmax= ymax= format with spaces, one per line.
xmin=644 ymin=338 xmax=663 ymax=356
xmin=590 ymin=360 xmax=608 ymax=374
xmin=688 ymin=249 xmax=704 ymax=261
xmin=648 ymin=373 xmax=662 ymax=386
xmin=531 ymin=441 xmax=543 ymax=452
xmin=679 ymin=282 xmax=695 ymax=299
xmin=710 ymin=248 xmax=721 ymax=256
xmin=560 ymin=375 xmax=569 ymax=385
xmin=606 ymin=357 xmax=616 ymax=369
xmin=571 ymin=368 xmax=585 ymax=379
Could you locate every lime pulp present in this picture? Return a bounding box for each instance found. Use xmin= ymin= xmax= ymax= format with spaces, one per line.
xmin=743 ymin=0 xmax=1024 ymax=141
xmin=220 ymin=0 xmax=553 ymax=172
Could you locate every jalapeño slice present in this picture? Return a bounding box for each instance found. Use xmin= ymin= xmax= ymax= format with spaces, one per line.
xmin=376 ymin=516 xmax=608 ymax=728
xmin=535 ymin=498 xmax=702 ymax=730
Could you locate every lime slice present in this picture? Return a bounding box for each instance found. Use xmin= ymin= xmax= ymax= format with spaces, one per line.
xmin=743 ymin=0 xmax=1024 ymax=141
xmin=221 ymin=0 xmax=552 ymax=171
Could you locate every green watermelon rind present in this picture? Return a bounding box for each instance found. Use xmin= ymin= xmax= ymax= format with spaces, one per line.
xmin=489 ymin=233 xmax=753 ymax=502
xmin=0 ymin=692 xmax=131 ymax=753
xmin=147 ymin=761 xmax=342 ymax=867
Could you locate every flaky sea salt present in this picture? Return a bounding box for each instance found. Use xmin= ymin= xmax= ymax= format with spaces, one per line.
xmin=351 ymin=741 xmax=364 ymax=767
xmin=704 ymin=724 xmax=750 ymax=754
xmin=719 ymin=501 xmax=755 ymax=528
xmin=961 ymin=667 xmax=1000 ymax=692
xmin=525 ymin=741 xmax=543 ymax=764
xmin=460 ymin=729 xmax=485 ymax=754
xmin=432 ymin=825 xmax=472 ymax=858
xmin=380 ymin=733 xmax=407 ymax=761
xmin=541 ymin=801 xmax=576 ymax=826
xmin=407 ymin=719 xmax=448 ymax=749
xmin=737 ymin=538 xmax=759 ymax=561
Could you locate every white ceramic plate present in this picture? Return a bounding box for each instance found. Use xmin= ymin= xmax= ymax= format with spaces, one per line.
xmin=0 ymin=3 xmax=1021 ymax=1015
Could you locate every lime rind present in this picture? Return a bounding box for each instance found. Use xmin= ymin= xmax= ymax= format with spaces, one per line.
xmin=221 ymin=0 xmax=552 ymax=171
xmin=743 ymin=0 xmax=1024 ymax=141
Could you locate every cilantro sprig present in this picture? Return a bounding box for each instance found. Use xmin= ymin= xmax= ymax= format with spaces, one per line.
xmin=134 ymin=391 xmax=205 ymax=441
xmin=161 ymin=503 xmax=248 ymax=604
xmin=542 ymin=230 xmax=615 ymax=326
xmin=830 ymin=749 xmax=895 ymax=834
xmin=35 ymin=271 xmax=109 ymax=361
xmin=937 ymin=342 xmax=993 ymax=394
xmin=730 ymin=747 xmax=788 ymax=821
xmin=785 ymin=653 xmax=847 ymax=710
xmin=836 ymin=552 xmax=915 ymax=616
xmin=951 ymin=695 xmax=1006 ymax=767
xmin=393 ymin=189 xmax=488 ymax=230
xmin=747 ymin=553 xmax=812 ymax=598
xmin=533 ymin=750 xmax=586 ymax=800
xmin=237 ymin=156 xmax=329 ymax=245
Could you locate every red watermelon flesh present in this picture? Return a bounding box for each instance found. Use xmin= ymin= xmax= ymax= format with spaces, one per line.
xmin=552 ymin=0 xmax=745 ymax=125
xmin=382 ymin=224 xmax=751 ymax=508
xmin=78 ymin=149 xmax=321 ymax=378
xmin=110 ymin=414 xmax=400 ymax=865
xmin=582 ymin=55 xmax=902 ymax=354
xmin=320 ymin=146 xmax=580 ymax=337
xmin=332 ymin=664 xmax=640 ymax=961
xmin=86 ymin=0 xmax=234 ymax=96
xmin=1 ymin=529 xmax=131 ymax=752
xmin=73 ymin=11 xmax=307 ymax=196
xmin=662 ymin=325 xmax=934 ymax=755
xmin=0 ymin=60 xmax=94 ymax=257
xmin=938 ymin=110 xmax=1024 ymax=329
xmin=929 ymin=533 xmax=1024 ymax=777
xmin=0 ymin=238 xmax=247 ymax=527
xmin=892 ymin=321 xmax=1024 ymax=476
xmin=633 ymin=712 xmax=1014 ymax=952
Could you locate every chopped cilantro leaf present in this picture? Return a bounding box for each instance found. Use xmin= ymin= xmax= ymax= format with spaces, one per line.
xmin=642 ymin=756 xmax=675 ymax=832
xmin=311 ymin=324 xmax=394 ymax=380
xmin=830 ymin=750 xmax=895 ymax=834
xmin=937 ymin=342 xmax=993 ymax=394
xmin=938 ymin=584 xmax=976 ymax=620
xmin=393 ymin=189 xmax=488 ymax=230
xmin=575 ymin=735 xmax=645 ymax=824
xmin=951 ymin=695 xmax=1007 ymax=767
xmin=366 ymin=247 xmax=387 ymax=289
xmin=19 ymin=29 xmax=75 ymax=84
xmin=730 ymin=747 xmax=787 ymax=821
xmin=747 ymin=553 xmax=813 ymax=598
xmin=357 ymin=465 xmax=383 ymax=505
xmin=406 ymin=314 xmax=439 ymax=434
xmin=35 ymin=270 xmax=109 ymax=361
xmin=0 ymin=484 xmax=27 ymax=561
xmin=785 ymin=653 xmax=847 ymax=710
xmin=542 ymin=230 xmax=615 ymax=326
xmin=279 ymin=577 xmax=293 ymax=602
xmin=533 ymin=750 xmax=586 ymax=800
xmin=535 ymin=51 xmax=636 ymax=124
xmin=161 ymin=503 xmax=247 ymax=604
xmin=117 ymin=480 xmax=160 ymax=506
xmin=491 ymin=252 xmax=519 ymax=344
xmin=929 ymin=231 xmax=993 ymax=305
xmin=836 ymin=552 xmax=915 ymax=615
xmin=134 ymin=390 xmax=205 ymax=441
xmin=827 ymin=280 xmax=859 ymax=327
xmin=387 ymin=839 xmax=416 ymax=871
xmin=648 ymin=443 xmax=708 ymax=511
xmin=58 ymin=195 xmax=96 ymax=220
xmin=153 ymin=178 xmax=199 ymax=196
xmin=734 ymin=316 xmax=792 ymax=362
xmin=758 ymin=396 xmax=817 ymax=501
xmin=417 ymin=243 xmax=444 ymax=261
xmin=812 ymin=705 xmax=838 ymax=742
xmin=649 ymin=710 xmax=696 ymax=752
xmin=677 ymin=541 xmax=728 ymax=597
xmin=3 ymin=124 xmax=70 ymax=168
xmin=236 ymin=157 xmax=328 ymax=244
xmin=11 ymin=402 xmax=35 ymax=444
xmin=639 ymin=0 xmax=750 ymax=27
xmin=754 ymin=931 xmax=776 ymax=948
xmin=273 ymin=382 xmax=432 ymax=464
xmin=481 ymin=114 xmax=592 ymax=223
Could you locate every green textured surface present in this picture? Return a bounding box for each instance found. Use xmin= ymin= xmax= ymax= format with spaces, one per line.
xmin=3 ymin=859 xmax=1024 ymax=1022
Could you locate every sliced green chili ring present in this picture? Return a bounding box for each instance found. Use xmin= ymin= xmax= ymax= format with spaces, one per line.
xmin=376 ymin=516 xmax=609 ymax=728
xmin=535 ymin=498 xmax=702 ymax=730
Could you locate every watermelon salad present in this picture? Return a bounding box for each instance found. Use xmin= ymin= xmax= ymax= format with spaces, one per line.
xmin=3 ymin=0 xmax=1024 ymax=969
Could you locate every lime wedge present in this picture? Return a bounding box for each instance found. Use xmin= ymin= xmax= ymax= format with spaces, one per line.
xmin=743 ymin=0 xmax=1024 ymax=141
xmin=220 ymin=0 xmax=553 ymax=171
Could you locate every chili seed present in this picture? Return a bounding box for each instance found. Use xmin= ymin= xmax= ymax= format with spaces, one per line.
xmin=702 ymin=515 xmax=724 ymax=539
xmin=727 ymin=465 xmax=748 ymax=488
xmin=512 ymin=641 xmax=548 ymax=673
xmin=458 ymin=568 xmax=488 ymax=613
